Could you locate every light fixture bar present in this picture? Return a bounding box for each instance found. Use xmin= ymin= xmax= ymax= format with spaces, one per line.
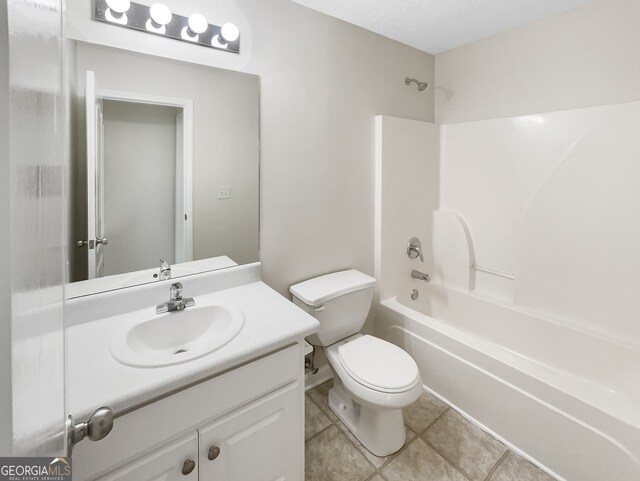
xmin=94 ymin=0 xmax=240 ymax=54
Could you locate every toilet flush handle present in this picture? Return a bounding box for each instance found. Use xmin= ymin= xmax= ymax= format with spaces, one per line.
xmin=314 ymin=305 xmax=325 ymax=312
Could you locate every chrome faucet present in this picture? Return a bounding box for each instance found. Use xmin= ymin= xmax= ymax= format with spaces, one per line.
xmin=411 ymin=270 xmax=431 ymax=283
xmin=159 ymin=260 xmax=172 ymax=280
xmin=156 ymin=282 xmax=195 ymax=314
xmin=407 ymin=238 xmax=424 ymax=262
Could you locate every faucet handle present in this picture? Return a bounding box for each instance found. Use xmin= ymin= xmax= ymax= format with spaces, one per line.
xmin=160 ymin=259 xmax=169 ymax=270
xmin=407 ymin=237 xmax=424 ymax=262
xmin=170 ymin=282 xmax=183 ymax=300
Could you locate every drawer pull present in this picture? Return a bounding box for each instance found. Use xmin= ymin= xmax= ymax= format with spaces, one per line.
xmin=208 ymin=446 xmax=221 ymax=461
xmin=182 ymin=459 xmax=196 ymax=476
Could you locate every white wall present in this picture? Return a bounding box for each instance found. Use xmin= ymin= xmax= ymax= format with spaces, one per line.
xmin=435 ymin=0 xmax=640 ymax=123
xmin=65 ymin=0 xmax=435 ymax=295
xmin=102 ymin=101 xmax=179 ymax=276
xmin=0 ymin=0 xmax=12 ymax=456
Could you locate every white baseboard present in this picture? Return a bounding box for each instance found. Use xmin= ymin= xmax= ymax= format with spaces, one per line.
xmin=305 ymin=364 xmax=333 ymax=391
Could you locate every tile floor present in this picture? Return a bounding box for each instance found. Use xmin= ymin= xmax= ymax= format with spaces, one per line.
xmin=305 ymin=380 xmax=557 ymax=481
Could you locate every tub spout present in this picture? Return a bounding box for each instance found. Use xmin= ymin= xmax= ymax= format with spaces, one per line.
xmin=411 ymin=270 xmax=431 ymax=282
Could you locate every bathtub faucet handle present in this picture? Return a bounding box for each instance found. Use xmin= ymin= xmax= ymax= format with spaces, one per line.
xmin=407 ymin=238 xmax=424 ymax=262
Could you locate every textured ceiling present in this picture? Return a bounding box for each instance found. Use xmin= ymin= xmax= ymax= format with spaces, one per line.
xmin=289 ymin=0 xmax=597 ymax=54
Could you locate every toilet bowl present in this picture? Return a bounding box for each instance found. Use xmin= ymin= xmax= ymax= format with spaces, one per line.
xmin=325 ymin=334 xmax=422 ymax=456
xmin=290 ymin=270 xmax=422 ymax=456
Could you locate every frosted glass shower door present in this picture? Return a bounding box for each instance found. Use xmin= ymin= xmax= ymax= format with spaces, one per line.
xmin=5 ymin=0 xmax=68 ymax=457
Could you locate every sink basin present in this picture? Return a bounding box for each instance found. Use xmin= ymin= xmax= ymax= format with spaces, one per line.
xmin=110 ymin=301 xmax=245 ymax=368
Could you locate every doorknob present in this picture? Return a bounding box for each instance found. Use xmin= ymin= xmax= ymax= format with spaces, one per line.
xmin=181 ymin=459 xmax=196 ymax=476
xmin=76 ymin=240 xmax=96 ymax=248
xmin=66 ymin=407 xmax=115 ymax=454
xmin=77 ymin=239 xmax=106 ymax=249
xmin=208 ymin=445 xmax=221 ymax=461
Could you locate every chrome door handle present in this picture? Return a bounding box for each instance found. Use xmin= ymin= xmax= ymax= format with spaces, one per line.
xmin=182 ymin=459 xmax=196 ymax=476
xmin=76 ymin=239 xmax=96 ymax=249
xmin=95 ymin=237 xmax=109 ymax=246
xmin=208 ymin=445 xmax=221 ymax=461
xmin=66 ymin=407 xmax=114 ymax=455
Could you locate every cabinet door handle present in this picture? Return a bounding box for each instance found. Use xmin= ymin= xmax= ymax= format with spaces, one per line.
xmin=208 ymin=446 xmax=221 ymax=461
xmin=182 ymin=459 xmax=196 ymax=476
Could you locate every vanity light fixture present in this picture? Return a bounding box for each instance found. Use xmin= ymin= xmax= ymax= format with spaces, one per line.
xmin=105 ymin=0 xmax=131 ymax=24
xmin=146 ymin=3 xmax=172 ymax=34
xmin=94 ymin=0 xmax=241 ymax=54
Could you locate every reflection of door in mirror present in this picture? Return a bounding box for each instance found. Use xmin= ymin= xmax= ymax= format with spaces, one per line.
xmin=85 ymin=71 xmax=106 ymax=279
xmin=79 ymin=70 xmax=194 ymax=281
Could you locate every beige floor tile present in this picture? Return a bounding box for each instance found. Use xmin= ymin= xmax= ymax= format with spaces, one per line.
xmin=368 ymin=476 xmax=386 ymax=481
xmin=305 ymin=425 xmax=375 ymax=481
xmin=403 ymin=391 xmax=448 ymax=432
xmin=424 ymin=410 xmax=507 ymax=481
xmin=307 ymin=380 xmax=339 ymax=422
xmin=490 ymin=452 xmax=557 ymax=481
xmin=337 ymin=421 xmax=416 ymax=468
xmin=381 ymin=438 xmax=467 ymax=481
xmin=305 ymin=394 xmax=331 ymax=440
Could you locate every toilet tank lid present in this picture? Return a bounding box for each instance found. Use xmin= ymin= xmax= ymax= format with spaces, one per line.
xmin=290 ymin=270 xmax=376 ymax=307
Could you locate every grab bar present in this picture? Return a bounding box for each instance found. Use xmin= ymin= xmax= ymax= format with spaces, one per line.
xmin=472 ymin=265 xmax=515 ymax=281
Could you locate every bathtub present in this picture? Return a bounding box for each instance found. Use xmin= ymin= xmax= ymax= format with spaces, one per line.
xmin=374 ymin=283 xmax=640 ymax=481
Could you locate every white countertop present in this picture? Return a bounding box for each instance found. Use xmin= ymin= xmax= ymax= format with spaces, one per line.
xmin=67 ymin=256 xmax=238 ymax=299
xmin=67 ymin=280 xmax=319 ymax=420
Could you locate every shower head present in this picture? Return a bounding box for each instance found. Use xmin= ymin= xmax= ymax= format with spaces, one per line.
xmin=405 ymin=77 xmax=428 ymax=92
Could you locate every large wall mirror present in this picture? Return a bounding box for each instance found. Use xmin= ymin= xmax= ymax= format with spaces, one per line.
xmin=68 ymin=41 xmax=260 ymax=298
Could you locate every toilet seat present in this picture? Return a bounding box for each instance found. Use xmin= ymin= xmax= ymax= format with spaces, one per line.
xmin=338 ymin=335 xmax=420 ymax=394
xmin=326 ymin=334 xmax=422 ymax=410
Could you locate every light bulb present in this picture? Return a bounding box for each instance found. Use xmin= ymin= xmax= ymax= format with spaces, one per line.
xmin=220 ymin=23 xmax=239 ymax=43
xmin=211 ymin=35 xmax=228 ymax=49
xmin=188 ymin=13 xmax=208 ymax=34
xmin=106 ymin=0 xmax=130 ymax=14
xmin=149 ymin=3 xmax=172 ymax=26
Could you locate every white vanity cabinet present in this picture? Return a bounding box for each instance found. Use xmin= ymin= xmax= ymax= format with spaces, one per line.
xmin=198 ymin=383 xmax=300 ymax=481
xmin=76 ymin=344 xmax=305 ymax=481
xmin=97 ymin=434 xmax=199 ymax=481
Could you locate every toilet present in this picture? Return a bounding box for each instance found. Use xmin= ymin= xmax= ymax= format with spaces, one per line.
xmin=291 ymin=269 xmax=422 ymax=457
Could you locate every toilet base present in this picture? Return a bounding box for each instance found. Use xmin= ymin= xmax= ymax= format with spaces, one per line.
xmin=328 ymin=379 xmax=406 ymax=457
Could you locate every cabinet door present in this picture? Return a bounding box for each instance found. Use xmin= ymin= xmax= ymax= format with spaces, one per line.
xmin=97 ymin=434 xmax=198 ymax=481
xmin=199 ymin=383 xmax=303 ymax=481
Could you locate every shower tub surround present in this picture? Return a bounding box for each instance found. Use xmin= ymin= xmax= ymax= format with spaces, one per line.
xmin=374 ymin=106 xmax=640 ymax=481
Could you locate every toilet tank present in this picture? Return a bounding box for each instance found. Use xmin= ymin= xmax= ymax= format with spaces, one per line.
xmin=290 ymin=270 xmax=376 ymax=346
